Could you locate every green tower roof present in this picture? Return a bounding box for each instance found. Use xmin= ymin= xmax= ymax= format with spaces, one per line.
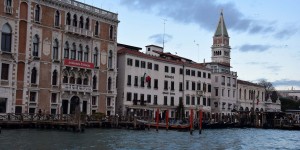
xmin=214 ymin=11 xmax=229 ymax=37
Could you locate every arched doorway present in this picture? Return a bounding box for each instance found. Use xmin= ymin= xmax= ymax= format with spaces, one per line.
xmin=70 ymin=96 xmax=80 ymax=114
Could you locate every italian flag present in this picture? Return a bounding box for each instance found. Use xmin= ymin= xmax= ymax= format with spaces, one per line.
xmin=142 ymin=73 xmax=151 ymax=82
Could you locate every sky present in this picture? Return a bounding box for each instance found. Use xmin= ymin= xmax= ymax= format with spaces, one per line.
xmin=78 ymin=0 xmax=300 ymax=90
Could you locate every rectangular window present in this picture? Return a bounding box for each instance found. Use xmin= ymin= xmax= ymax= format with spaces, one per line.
xmin=227 ymin=77 xmax=231 ymax=86
xmin=222 ymin=76 xmax=225 ymax=85
xmin=133 ymin=93 xmax=138 ymax=105
xmin=203 ymin=72 xmax=206 ymax=78
xmin=30 ymin=92 xmax=37 ymax=102
xmin=141 ymin=61 xmax=146 ymax=68
xmin=203 ymin=98 xmax=206 ymax=106
xmin=140 ymin=94 xmax=144 ymax=105
xmin=1 ymin=32 xmax=12 ymax=52
xmin=154 ymin=64 xmax=159 ymax=71
xmin=127 ymin=92 xmax=132 ymax=101
xmin=154 ymin=79 xmax=158 ymax=89
xmin=165 ymin=66 xmax=169 ymax=73
xmin=197 ymin=97 xmax=200 ymax=105
xmin=222 ymin=89 xmax=224 ymax=96
xmin=171 ymin=81 xmax=174 ymax=91
xmin=140 ymin=77 xmax=144 ymax=87
xmin=147 ymin=62 xmax=152 ymax=69
xmin=191 ymin=70 xmax=195 ymax=76
xmin=51 ymin=93 xmax=57 ymax=103
xmin=127 ymin=75 xmax=131 ymax=85
xmin=171 ymin=67 xmax=175 ymax=74
xmin=197 ymin=71 xmax=201 ymax=77
xmin=192 ymin=82 xmax=196 ymax=91
xmin=191 ymin=96 xmax=195 ymax=105
xmin=197 ymin=83 xmax=201 ymax=90
xmin=171 ymin=97 xmax=174 ymax=106
xmin=147 ymin=95 xmax=151 ymax=103
xmin=154 ymin=95 xmax=157 ymax=105
xmin=107 ymin=98 xmax=111 ymax=106
xmin=215 ymin=88 xmax=219 ymax=96
xmin=179 ymin=82 xmax=183 ymax=91
xmin=135 ymin=60 xmax=140 ymax=67
xmin=180 ymin=68 xmax=183 ymax=74
xmin=1 ymin=63 xmax=9 ymax=80
xmin=228 ymin=90 xmax=230 ymax=97
xmin=127 ymin=58 xmax=133 ymax=66
xmin=92 ymin=96 xmax=97 ymax=105
xmin=147 ymin=78 xmax=151 ymax=88
xmin=208 ymin=98 xmax=211 ymax=106
xmin=186 ymin=96 xmax=190 ymax=105
xmin=208 ymin=73 xmax=211 ymax=79
xmin=186 ymin=81 xmax=189 ymax=90
xmin=186 ymin=69 xmax=190 ymax=75
xmin=208 ymin=84 xmax=211 ymax=93
xmin=203 ymin=83 xmax=206 ymax=92
xmin=134 ymin=76 xmax=138 ymax=86
xmin=0 ymin=98 xmax=7 ymax=113
xmin=164 ymin=96 xmax=168 ymax=105
xmin=164 ymin=80 xmax=168 ymax=90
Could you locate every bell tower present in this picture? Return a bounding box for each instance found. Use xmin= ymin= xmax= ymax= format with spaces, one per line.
xmin=211 ymin=10 xmax=231 ymax=66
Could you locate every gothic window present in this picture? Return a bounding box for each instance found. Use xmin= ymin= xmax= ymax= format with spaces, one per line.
xmin=53 ymin=39 xmax=59 ymax=60
xmin=83 ymin=75 xmax=88 ymax=85
xmin=244 ymin=89 xmax=246 ymax=99
xmin=69 ymin=72 xmax=75 ymax=84
xmin=63 ymin=71 xmax=68 ymax=83
xmin=34 ymin=5 xmax=41 ymax=22
xmin=73 ymin=14 xmax=77 ymax=27
xmin=52 ymin=70 xmax=58 ymax=85
xmin=1 ymin=23 xmax=12 ymax=52
xmin=6 ymin=0 xmax=12 ymax=6
xmin=109 ymin=25 xmax=114 ymax=40
xmin=108 ymin=77 xmax=112 ymax=91
xmin=84 ymin=46 xmax=89 ymax=62
xmin=108 ymin=50 xmax=113 ymax=69
xmin=31 ymin=67 xmax=37 ymax=84
xmin=93 ymin=75 xmax=97 ymax=89
xmin=77 ymin=75 xmax=82 ymax=85
xmin=78 ymin=44 xmax=83 ymax=61
xmin=85 ymin=18 xmax=90 ymax=30
xmin=79 ymin=16 xmax=84 ymax=28
xmin=32 ymin=34 xmax=39 ymax=57
xmin=93 ymin=47 xmax=98 ymax=66
xmin=94 ymin=21 xmax=99 ymax=36
xmin=64 ymin=42 xmax=69 ymax=58
xmin=54 ymin=10 xmax=60 ymax=27
xmin=1 ymin=63 xmax=9 ymax=80
xmin=71 ymin=43 xmax=76 ymax=60
xmin=66 ymin=12 xmax=71 ymax=25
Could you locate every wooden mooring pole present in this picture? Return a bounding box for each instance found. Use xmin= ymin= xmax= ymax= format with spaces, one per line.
xmin=199 ymin=110 xmax=203 ymax=134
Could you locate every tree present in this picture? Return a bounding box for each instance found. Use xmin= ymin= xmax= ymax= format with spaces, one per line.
xmin=258 ymin=79 xmax=277 ymax=101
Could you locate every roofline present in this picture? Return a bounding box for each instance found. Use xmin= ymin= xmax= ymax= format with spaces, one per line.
xmin=117 ymin=43 xmax=142 ymax=50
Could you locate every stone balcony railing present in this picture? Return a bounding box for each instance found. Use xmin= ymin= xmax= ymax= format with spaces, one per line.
xmin=65 ymin=25 xmax=93 ymax=37
xmin=62 ymin=84 xmax=92 ymax=92
xmin=5 ymin=5 xmax=13 ymax=14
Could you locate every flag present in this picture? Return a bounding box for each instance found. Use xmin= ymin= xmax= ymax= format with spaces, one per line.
xmin=256 ymin=95 xmax=259 ymax=105
xmin=146 ymin=75 xmax=151 ymax=82
xmin=142 ymin=73 xmax=146 ymax=82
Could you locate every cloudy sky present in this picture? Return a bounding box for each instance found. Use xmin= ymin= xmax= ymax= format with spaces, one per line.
xmin=78 ymin=0 xmax=300 ymax=90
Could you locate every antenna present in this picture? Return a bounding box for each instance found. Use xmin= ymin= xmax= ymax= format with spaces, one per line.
xmin=162 ymin=18 xmax=167 ymax=50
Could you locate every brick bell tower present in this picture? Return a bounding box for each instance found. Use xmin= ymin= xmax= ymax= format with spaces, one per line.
xmin=211 ymin=10 xmax=231 ymax=67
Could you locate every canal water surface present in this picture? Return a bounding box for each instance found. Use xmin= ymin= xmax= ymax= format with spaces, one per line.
xmin=0 ymin=128 xmax=299 ymax=150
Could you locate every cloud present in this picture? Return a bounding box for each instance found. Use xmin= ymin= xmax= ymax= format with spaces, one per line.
xmin=149 ymin=34 xmax=173 ymax=44
xmin=272 ymin=79 xmax=300 ymax=87
xmin=266 ymin=65 xmax=281 ymax=72
xmin=246 ymin=62 xmax=268 ymax=65
xmin=274 ymin=28 xmax=298 ymax=39
xmin=119 ymin=0 xmax=291 ymax=36
xmin=239 ymin=44 xmax=271 ymax=52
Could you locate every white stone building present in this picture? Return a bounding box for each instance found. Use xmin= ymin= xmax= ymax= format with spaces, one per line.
xmin=116 ymin=44 xmax=212 ymax=119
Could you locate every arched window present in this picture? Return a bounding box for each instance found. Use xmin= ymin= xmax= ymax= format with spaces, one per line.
xmin=53 ymin=39 xmax=59 ymax=60
xmin=31 ymin=67 xmax=37 ymax=84
xmin=70 ymin=72 xmax=75 ymax=84
xmin=71 ymin=43 xmax=76 ymax=60
xmin=94 ymin=21 xmax=99 ymax=36
xmin=108 ymin=77 xmax=112 ymax=91
xmin=108 ymin=50 xmax=113 ymax=69
xmin=32 ymin=34 xmax=39 ymax=57
xmin=77 ymin=75 xmax=82 ymax=85
xmin=52 ymin=70 xmax=58 ymax=85
xmin=6 ymin=0 xmax=12 ymax=6
xmin=239 ymin=88 xmax=241 ymax=99
xmin=85 ymin=18 xmax=89 ymax=30
xmin=78 ymin=44 xmax=83 ymax=61
xmin=83 ymin=75 xmax=88 ymax=85
xmin=93 ymin=48 xmax=98 ymax=66
xmin=1 ymin=23 xmax=12 ymax=52
xmin=66 ymin=12 xmax=71 ymax=25
xmin=79 ymin=16 xmax=84 ymax=28
xmin=109 ymin=25 xmax=114 ymax=39
xmin=244 ymin=89 xmax=246 ymax=100
xmin=92 ymin=75 xmax=97 ymax=89
xmin=64 ymin=42 xmax=69 ymax=58
xmin=84 ymin=46 xmax=89 ymax=62
xmin=63 ymin=71 xmax=68 ymax=83
xmin=34 ymin=5 xmax=41 ymax=22
xmin=73 ymin=14 xmax=77 ymax=27
xmin=54 ymin=10 xmax=60 ymax=27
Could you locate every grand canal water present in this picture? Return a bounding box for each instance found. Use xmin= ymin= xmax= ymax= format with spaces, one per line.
xmin=0 ymin=128 xmax=299 ymax=150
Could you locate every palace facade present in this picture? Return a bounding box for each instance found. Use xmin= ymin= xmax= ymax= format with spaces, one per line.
xmin=0 ymin=0 xmax=118 ymax=115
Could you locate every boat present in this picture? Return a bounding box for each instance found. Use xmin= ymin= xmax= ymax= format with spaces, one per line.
xmin=137 ymin=119 xmax=190 ymax=131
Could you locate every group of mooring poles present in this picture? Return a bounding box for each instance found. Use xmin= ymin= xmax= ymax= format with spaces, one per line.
xmin=153 ymin=108 xmax=203 ymax=135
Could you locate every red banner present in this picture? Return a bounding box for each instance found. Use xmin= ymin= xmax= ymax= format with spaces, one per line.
xmin=64 ymin=59 xmax=94 ymax=69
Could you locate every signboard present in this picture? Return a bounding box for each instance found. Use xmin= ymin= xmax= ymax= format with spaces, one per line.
xmin=64 ymin=59 xmax=94 ymax=69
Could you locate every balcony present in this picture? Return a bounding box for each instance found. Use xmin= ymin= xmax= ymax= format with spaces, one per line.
xmin=65 ymin=25 xmax=93 ymax=37
xmin=5 ymin=5 xmax=12 ymax=14
xmin=62 ymin=84 xmax=92 ymax=92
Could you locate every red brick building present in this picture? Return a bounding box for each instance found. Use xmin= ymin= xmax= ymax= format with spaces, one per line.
xmin=0 ymin=0 xmax=118 ymax=115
